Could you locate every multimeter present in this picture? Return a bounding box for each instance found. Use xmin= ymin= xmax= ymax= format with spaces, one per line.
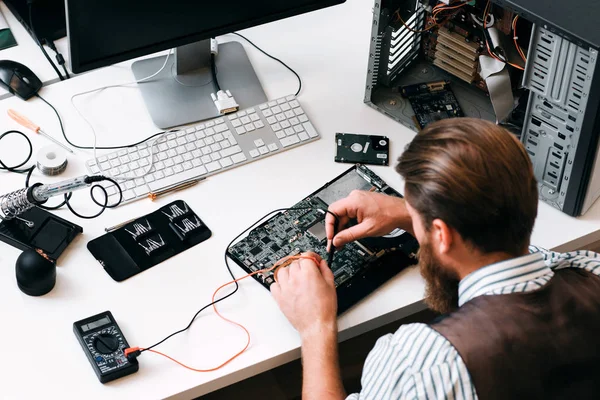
xmin=73 ymin=311 xmax=139 ymax=383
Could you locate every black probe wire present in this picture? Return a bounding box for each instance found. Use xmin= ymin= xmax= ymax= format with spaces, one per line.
xmin=140 ymin=207 xmax=339 ymax=354
xmin=0 ymin=130 xmax=33 ymax=173
xmin=27 ymin=2 xmax=65 ymax=81
xmin=232 ymin=33 xmax=302 ymax=97
xmin=35 ymin=94 xmax=168 ymax=150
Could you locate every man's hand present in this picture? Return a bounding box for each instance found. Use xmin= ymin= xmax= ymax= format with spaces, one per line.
xmin=270 ymin=252 xmax=337 ymax=340
xmin=326 ymin=190 xmax=413 ymax=249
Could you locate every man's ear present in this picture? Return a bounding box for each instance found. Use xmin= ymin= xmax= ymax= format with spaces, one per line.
xmin=431 ymin=218 xmax=453 ymax=255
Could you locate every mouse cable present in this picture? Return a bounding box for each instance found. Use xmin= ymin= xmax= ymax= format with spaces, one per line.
xmin=232 ymin=32 xmax=302 ymax=97
xmin=27 ymin=1 xmax=65 ymax=81
xmin=126 ymin=207 xmax=339 ymax=369
xmin=46 ymin=40 xmax=71 ymax=80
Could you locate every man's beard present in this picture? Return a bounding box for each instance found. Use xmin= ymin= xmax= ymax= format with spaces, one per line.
xmin=418 ymin=240 xmax=460 ymax=314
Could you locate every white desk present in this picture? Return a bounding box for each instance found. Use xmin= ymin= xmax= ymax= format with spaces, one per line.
xmin=1 ymin=0 xmax=600 ymax=398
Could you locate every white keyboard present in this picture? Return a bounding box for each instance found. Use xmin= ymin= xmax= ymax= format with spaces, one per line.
xmin=86 ymin=95 xmax=320 ymax=204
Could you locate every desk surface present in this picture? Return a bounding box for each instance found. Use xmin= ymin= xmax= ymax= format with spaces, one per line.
xmin=1 ymin=0 xmax=600 ymax=399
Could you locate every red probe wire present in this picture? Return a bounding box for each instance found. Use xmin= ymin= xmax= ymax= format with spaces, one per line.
xmin=125 ymin=255 xmax=320 ymax=372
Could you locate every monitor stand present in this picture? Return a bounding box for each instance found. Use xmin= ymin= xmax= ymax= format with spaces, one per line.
xmin=131 ymin=39 xmax=268 ymax=129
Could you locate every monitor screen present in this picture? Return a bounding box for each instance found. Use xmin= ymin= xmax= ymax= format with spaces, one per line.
xmin=66 ymin=0 xmax=345 ymax=73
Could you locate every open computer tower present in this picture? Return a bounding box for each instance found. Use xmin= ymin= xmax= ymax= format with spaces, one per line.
xmin=364 ymin=0 xmax=600 ymax=216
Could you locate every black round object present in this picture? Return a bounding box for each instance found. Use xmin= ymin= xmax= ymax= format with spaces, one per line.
xmin=15 ymin=250 xmax=56 ymax=296
xmin=94 ymin=333 xmax=119 ymax=354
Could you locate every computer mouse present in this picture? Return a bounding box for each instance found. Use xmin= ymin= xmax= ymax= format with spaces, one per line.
xmin=0 ymin=60 xmax=43 ymax=100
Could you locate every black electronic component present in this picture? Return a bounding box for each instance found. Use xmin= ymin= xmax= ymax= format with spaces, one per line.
xmin=73 ymin=311 xmax=138 ymax=383
xmin=87 ymin=200 xmax=211 ymax=281
xmin=15 ymin=249 xmax=56 ymax=296
xmin=335 ymin=133 xmax=389 ymax=166
xmin=0 ymin=206 xmax=82 ymax=261
xmin=401 ymin=81 xmax=465 ymax=129
xmin=227 ymin=165 xmax=419 ymax=314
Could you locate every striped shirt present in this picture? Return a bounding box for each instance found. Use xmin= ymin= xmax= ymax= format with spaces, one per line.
xmin=346 ymin=246 xmax=600 ymax=400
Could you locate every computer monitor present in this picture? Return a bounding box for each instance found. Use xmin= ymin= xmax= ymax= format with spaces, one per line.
xmin=65 ymin=1 xmax=345 ymax=128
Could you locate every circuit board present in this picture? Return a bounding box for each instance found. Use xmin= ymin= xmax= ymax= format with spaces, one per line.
xmin=227 ymin=165 xmax=419 ymax=314
xmin=401 ymin=80 xmax=464 ymax=129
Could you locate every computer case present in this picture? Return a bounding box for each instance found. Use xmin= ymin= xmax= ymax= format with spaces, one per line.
xmin=364 ymin=0 xmax=600 ymax=216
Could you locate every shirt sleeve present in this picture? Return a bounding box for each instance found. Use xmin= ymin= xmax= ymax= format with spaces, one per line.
xmin=345 ymin=323 xmax=477 ymax=400
xmin=529 ymin=245 xmax=600 ymax=276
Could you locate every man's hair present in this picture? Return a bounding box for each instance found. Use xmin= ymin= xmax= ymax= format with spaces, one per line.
xmin=396 ymin=118 xmax=538 ymax=256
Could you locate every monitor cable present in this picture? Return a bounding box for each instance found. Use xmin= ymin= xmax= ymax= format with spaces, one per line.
xmin=27 ymin=0 xmax=66 ymax=81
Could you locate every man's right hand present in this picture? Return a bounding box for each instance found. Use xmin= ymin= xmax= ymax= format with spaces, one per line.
xmin=325 ymin=190 xmax=413 ymax=249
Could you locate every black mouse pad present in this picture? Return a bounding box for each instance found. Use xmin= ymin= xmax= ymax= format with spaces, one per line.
xmin=87 ymin=200 xmax=211 ymax=281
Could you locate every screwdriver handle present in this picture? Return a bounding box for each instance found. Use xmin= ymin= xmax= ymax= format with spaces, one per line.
xmin=7 ymin=109 xmax=40 ymax=133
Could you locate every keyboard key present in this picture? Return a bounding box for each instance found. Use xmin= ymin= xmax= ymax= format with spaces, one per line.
xmin=192 ymin=149 xmax=202 ymax=158
xmin=250 ymin=114 xmax=260 ymax=122
xmin=303 ymin=122 xmax=319 ymax=138
xmin=228 ymin=138 xmax=237 ymax=147
xmin=122 ymin=190 xmax=136 ymax=201
xmin=176 ymin=137 xmax=187 ymax=146
xmin=221 ymin=145 xmax=242 ymax=157
xmin=254 ymin=121 xmax=265 ymax=129
xmin=280 ymin=135 xmax=300 ymax=147
xmin=268 ymin=143 xmax=278 ymax=152
xmin=244 ymin=124 xmax=255 ymax=132
xmin=214 ymin=133 xmax=224 ymax=142
xmin=249 ymin=149 xmax=260 ymax=158
xmin=211 ymin=143 xmax=222 ymax=152
xmin=276 ymin=131 xmax=286 ymax=139
xmin=281 ymin=121 xmax=291 ymax=129
xmin=186 ymin=134 xmax=196 ymax=142
xmin=118 ymin=149 xmax=128 ymax=156
xmin=201 ymin=147 xmax=212 ymax=155
xmin=154 ymin=170 xmax=165 ymax=180
xmin=147 ymin=166 xmax=208 ymax=192
xmin=196 ymin=139 xmax=206 ymax=148
xmin=120 ymin=155 xmax=130 ymax=164
xmin=98 ymin=155 xmax=108 ymax=162
xmin=206 ymin=121 xmax=215 ymax=127
xmin=120 ymin=165 xmax=130 ymax=174
xmin=281 ymin=103 xmax=291 ymax=111
xmin=290 ymin=117 xmax=300 ymax=126
xmin=277 ymin=98 xmax=286 ymax=104
xmin=259 ymin=146 xmax=269 ymax=155
xmin=263 ymin=109 xmax=273 ymax=117
xmin=215 ymin=118 xmax=225 ymax=124
xmin=286 ymin=95 xmax=296 ymax=101
xmin=206 ymin=161 xmax=221 ymax=172
xmin=182 ymin=161 xmax=193 ymax=170
xmin=294 ymin=125 xmax=304 ymax=134
xmin=285 ymin=110 xmax=295 ymax=119
xmin=268 ymin=101 xmax=277 ymax=107
xmin=164 ymin=167 xmax=174 ymax=176
xmin=220 ymin=157 xmax=233 ymax=168
xmin=186 ymin=143 xmax=196 ymax=152
xmin=205 ymin=127 xmax=216 ymax=136
xmin=237 ymin=110 xmax=247 ymax=117
xmin=167 ymin=133 xmax=177 ymax=140
xmin=220 ymin=140 xmax=231 ymax=149
xmin=272 ymin=123 xmax=282 ymax=131
xmin=232 ymin=153 xmax=247 ymax=164
xmin=186 ymin=127 xmax=196 ymax=134
xmin=183 ymin=153 xmax=193 ymax=161
xmin=298 ymin=132 xmax=310 ymax=141
xmin=246 ymin=108 xmax=255 ymax=114
xmin=289 ymin=100 xmax=300 ymax=108
xmin=135 ymin=169 xmax=146 ymax=177
xmin=168 ymin=140 xmax=178 ymax=149
xmin=144 ymin=174 xmax=156 ymax=183
xmin=176 ymin=146 xmax=187 ymax=155
xmin=210 ymin=153 xmax=221 ymax=161
xmin=173 ymin=155 xmax=184 ymax=164
xmin=266 ymin=116 xmax=277 ymax=124
xmin=192 ymin=158 xmax=203 ymax=167
xmin=298 ymin=114 xmax=309 ymax=122
xmin=201 ymin=155 xmax=212 ymax=164
xmin=205 ymin=137 xmax=215 ymax=145
xmin=108 ymin=152 xmax=118 ymax=160
xmin=285 ymin=128 xmax=296 ymax=136
xmin=231 ymin=119 xmax=242 ymax=127
xmin=135 ymin=177 xmax=146 ymax=186
xmin=173 ymin=164 xmax=184 ymax=173
xmin=272 ymin=105 xmax=282 ymax=114
xmin=275 ymin=114 xmax=286 ymax=122
xmin=195 ymin=130 xmax=206 ymax=139
xmin=110 ymin=159 xmax=121 ymax=168
xmin=254 ymin=139 xmax=265 ymax=147
xmin=215 ymin=124 xmax=228 ymax=133
xmin=101 ymin=161 xmax=111 ymax=171
xmin=125 ymin=180 xmax=135 ymax=190
xmin=139 ymin=158 xmax=150 ymax=167
xmin=158 ymin=143 xmax=169 ymax=151
xmin=195 ymin=124 xmax=205 ymax=131
xmin=140 ymin=149 xmax=150 ymax=157
xmin=164 ymin=159 xmax=175 ymax=167
xmin=240 ymin=116 xmax=251 ymax=124
xmin=236 ymin=126 xmax=246 ymax=135
xmin=259 ymin=103 xmax=269 ymax=110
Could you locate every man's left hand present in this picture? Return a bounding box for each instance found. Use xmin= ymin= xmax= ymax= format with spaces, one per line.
xmin=270 ymin=252 xmax=338 ymax=340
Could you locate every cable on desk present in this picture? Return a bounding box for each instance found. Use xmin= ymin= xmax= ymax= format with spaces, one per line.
xmin=46 ymin=40 xmax=71 ymax=79
xmin=232 ymin=32 xmax=302 ymax=97
xmin=125 ymin=208 xmax=339 ymax=371
xmin=27 ymin=2 xmax=65 ymax=81
xmin=0 ymin=130 xmax=33 ymax=173
xmin=210 ymin=52 xmax=221 ymax=92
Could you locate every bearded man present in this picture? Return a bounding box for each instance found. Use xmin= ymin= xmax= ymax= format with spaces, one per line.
xmin=270 ymin=118 xmax=600 ymax=399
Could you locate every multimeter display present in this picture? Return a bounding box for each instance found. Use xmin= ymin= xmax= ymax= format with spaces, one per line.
xmin=73 ymin=311 xmax=138 ymax=383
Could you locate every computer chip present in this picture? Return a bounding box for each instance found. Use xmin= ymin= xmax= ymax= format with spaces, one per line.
xmin=307 ymin=220 xmax=327 ymax=242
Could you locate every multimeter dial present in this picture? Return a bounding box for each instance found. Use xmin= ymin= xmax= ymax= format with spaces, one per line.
xmin=94 ymin=332 xmax=120 ymax=354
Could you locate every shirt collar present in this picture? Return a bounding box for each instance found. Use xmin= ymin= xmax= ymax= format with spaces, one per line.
xmin=458 ymin=251 xmax=551 ymax=306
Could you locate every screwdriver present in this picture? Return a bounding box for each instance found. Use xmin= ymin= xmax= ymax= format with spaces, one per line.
xmin=7 ymin=109 xmax=75 ymax=154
